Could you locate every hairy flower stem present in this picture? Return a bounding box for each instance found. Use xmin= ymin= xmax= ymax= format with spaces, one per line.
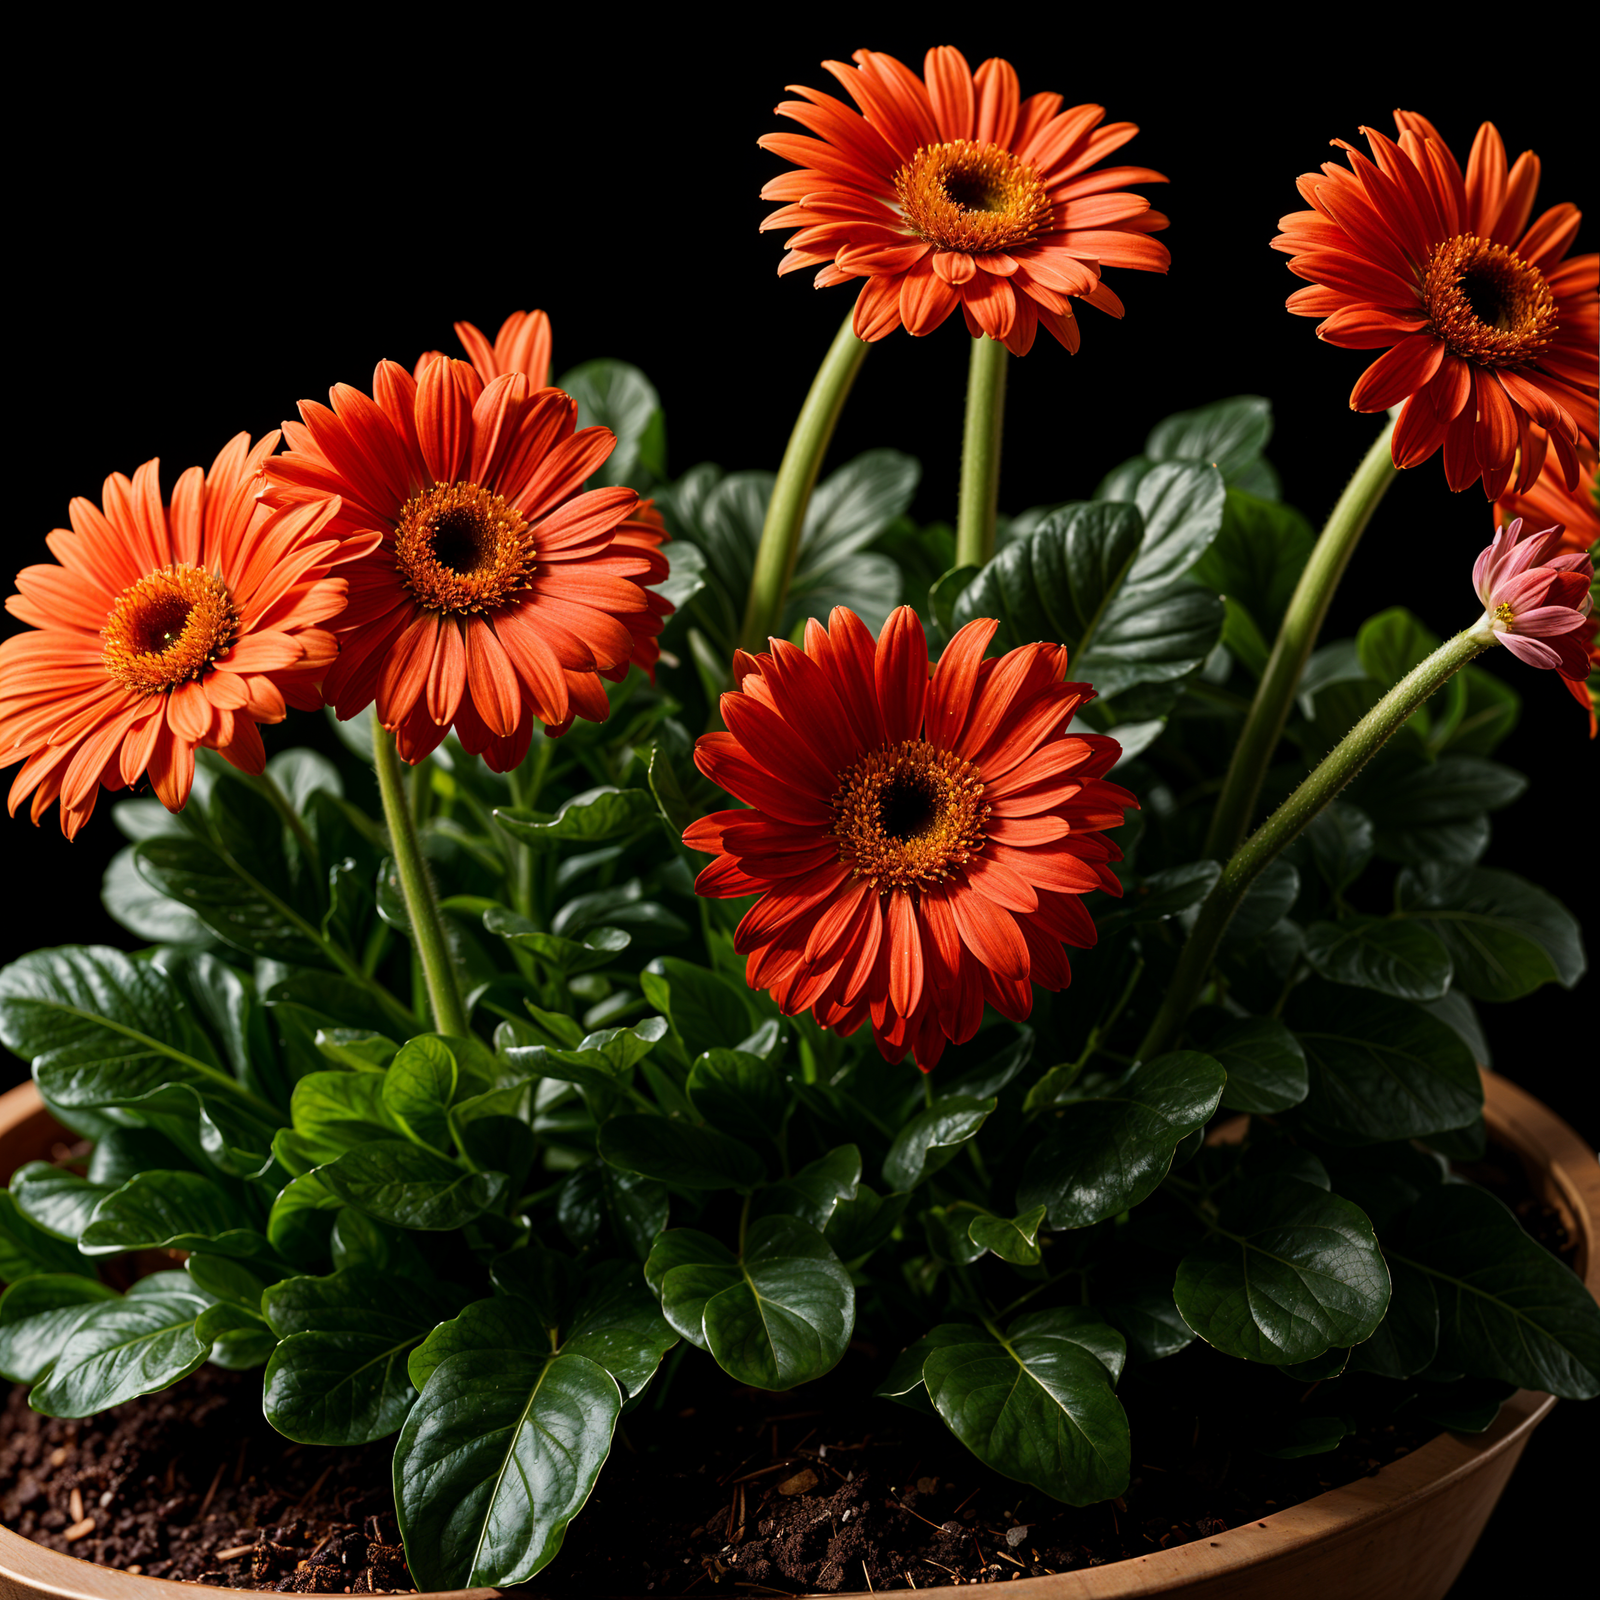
xmin=1203 ymin=419 xmax=1399 ymax=859
xmin=372 ymin=718 xmax=470 ymax=1040
xmin=954 ymin=335 xmax=1010 ymax=571
xmin=1139 ymin=622 xmax=1493 ymax=1061
xmin=738 ymin=313 xmax=870 ymax=654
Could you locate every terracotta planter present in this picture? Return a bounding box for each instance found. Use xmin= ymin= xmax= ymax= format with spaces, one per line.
xmin=2 ymin=1071 xmax=1596 ymax=1600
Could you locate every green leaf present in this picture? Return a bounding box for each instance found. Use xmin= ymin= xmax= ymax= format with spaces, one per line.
xmin=643 ymin=957 xmax=756 ymax=1061
xmin=1399 ymin=1184 xmax=1600 ymax=1399
xmin=1221 ymin=858 xmax=1299 ymax=945
xmin=1202 ymin=1016 xmax=1309 ymax=1115
xmin=753 ymin=1145 xmax=861 ymax=1232
xmin=267 ymin=1169 xmax=342 ymax=1265
xmin=0 ymin=946 xmax=249 ymax=1117
xmin=1174 ymin=1176 xmax=1390 ymax=1364
xmin=134 ymin=834 xmax=324 ymax=965
xmin=1287 ymin=981 xmax=1483 ymax=1144
xmin=262 ymin=1267 xmax=464 ymax=1444
xmin=688 ymin=1048 xmax=786 ymax=1142
xmin=397 ymin=1336 xmax=620 ymax=1589
xmin=1098 ymin=860 xmax=1220 ymax=932
xmin=969 ymin=1204 xmax=1048 ymax=1265
xmin=1396 ymin=864 xmax=1586 ymax=1001
xmin=877 ymin=1323 xmax=981 ymax=1401
xmin=556 ymin=1163 xmax=668 ymax=1262
xmin=78 ymin=1171 xmax=271 ymax=1260
xmin=1018 ymin=1054 xmax=1225 ymax=1229
xmin=315 ymin=1029 xmax=399 ymax=1072
xmin=0 ymin=1188 xmax=90 ymax=1280
xmin=383 ymin=1035 xmax=459 ymax=1152
xmin=882 ymin=1095 xmax=996 ymax=1193
xmin=1446 ymin=665 xmax=1520 ymax=756
xmin=1301 ymin=802 xmax=1375 ymax=894
xmin=646 ymin=1215 xmax=854 ymax=1390
xmin=558 ymin=1260 xmax=679 ymax=1399
xmin=0 ymin=1274 xmax=120 ymax=1382
xmin=824 ymin=1182 xmax=908 ymax=1264
xmin=1359 ymin=756 xmax=1524 ymax=865
xmin=289 ymin=1069 xmax=402 ymax=1167
xmin=1190 ymin=489 xmax=1313 ymax=643
xmin=495 ymin=786 xmax=657 ymax=845
xmin=922 ymin=1325 xmax=1130 ymax=1505
xmin=1345 ymin=1258 xmax=1439 ymax=1380
xmin=598 ymin=1114 xmax=765 ymax=1190
xmin=317 ymin=1141 xmax=507 ymax=1230
xmin=487 ymin=908 xmax=632 ymax=975
xmin=1304 ymin=917 xmax=1454 ymax=1001
xmin=1145 ymin=396 xmax=1274 ymax=484
xmin=102 ymin=846 xmax=216 ymax=945
xmin=9 ymin=1162 xmax=114 ymax=1242
xmin=185 ymin=1254 xmax=269 ymax=1314
xmin=27 ymin=1280 xmax=217 ymax=1416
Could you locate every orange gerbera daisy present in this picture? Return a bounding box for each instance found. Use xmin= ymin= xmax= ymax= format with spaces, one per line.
xmin=416 ymin=308 xmax=553 ymax=390
xmin=684 ymin=606 xmax=1135 ymax=1071
xmin=1497 ymin=438 xmax=1600 ymax=556
xmin=760 ymin=47 xmax=1170 ymax=356
xmin=1274 ymin=110 xmax=1598 ymax=499
xmin=0 ymin=434 xmax=364 ymax=839
xmin=258 ymin=358 xmax=670 ymax=769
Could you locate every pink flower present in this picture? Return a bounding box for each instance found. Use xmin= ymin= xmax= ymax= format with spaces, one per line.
xmin=1473 ymin=517 xmax=1594 ymax=677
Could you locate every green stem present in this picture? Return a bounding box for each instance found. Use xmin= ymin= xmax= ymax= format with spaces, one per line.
xmin=953 ymin=335 xmax=1009 ymax=571
xmin=1204 ymin=419 xmax=1398 ymax=859
xmin=242 ymin=769 xmax=321 ymax=879
xmin=737 ymin=312 xmax=870 ymax=654
xmin=1139 ymin=622 xmax=1493 ymax=1061
xmin=372 ymin=717 xmax=470 ymax=1039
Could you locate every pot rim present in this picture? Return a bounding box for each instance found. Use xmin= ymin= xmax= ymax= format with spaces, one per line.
xmin=1 ymin=1070 xmax=1594 ymax=1600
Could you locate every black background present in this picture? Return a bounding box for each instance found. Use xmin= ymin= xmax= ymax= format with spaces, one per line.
xmin=6 ymin=19 xmax=1593 ymax=1592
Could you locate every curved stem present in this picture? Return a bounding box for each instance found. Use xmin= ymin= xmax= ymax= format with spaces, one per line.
xmin=1139 ymin=622 xmax=1493 ymax=1061
xmin=737 ymin=311 xmax=870 ymax=654
xmin=371 ymin=718 xmax=470 ymax=1039
xmin=953 ymin=335 xmax=1009 ymax=571
xmin=1204 ymin=418 xmax=1399 ymax=859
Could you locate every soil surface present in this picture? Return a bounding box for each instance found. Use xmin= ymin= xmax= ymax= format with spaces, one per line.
xmin=1 ymin=1138 xmax=1576 ymax=1596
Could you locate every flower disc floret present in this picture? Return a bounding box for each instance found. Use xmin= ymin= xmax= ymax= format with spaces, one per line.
xmin=101 ymin=565 xmax=239 ymax=693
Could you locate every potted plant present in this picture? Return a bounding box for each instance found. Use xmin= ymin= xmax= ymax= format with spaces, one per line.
xmin=3 ymin=38 xmax=1596 ymax=1600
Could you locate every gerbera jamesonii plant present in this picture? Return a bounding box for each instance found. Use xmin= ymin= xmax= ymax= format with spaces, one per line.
xmin=0 ymin=46 xmax=1597 ymax=1596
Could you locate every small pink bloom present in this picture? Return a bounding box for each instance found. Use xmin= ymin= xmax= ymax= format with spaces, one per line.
xmin=1473 ymin=517 xmax=1595 ymax=677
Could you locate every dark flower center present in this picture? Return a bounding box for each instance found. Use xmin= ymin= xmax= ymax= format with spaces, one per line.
xmin=831 ymin=739 xmax=990 ymax=893
xmin=1421 ymin=234 xmax=1558 ymax=367
xmin=894 ymin=140 xmax=1052 ymax=255
xmin=101 ymin=565 xmax=238 ymax=694
xmin=394 ymin=481 xmax=535 ymax=614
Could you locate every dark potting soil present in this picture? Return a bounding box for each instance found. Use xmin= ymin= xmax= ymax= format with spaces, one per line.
xmin=0 ymin=1142 xmax=1577 ymax=1596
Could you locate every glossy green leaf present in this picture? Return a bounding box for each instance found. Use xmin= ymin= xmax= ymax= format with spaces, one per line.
xmin=1345 ymin=1257 xmax=1439 ymax=1379
xmin=556 ymin=1260 xmax=678 ymax=1399
xmin=77 ymin=1171 xmax=270 ymax=1260
xmin=185 ymin=1254 xmax=270 ymax=1314
xmin=1360 ymin=756 xmax=1524 ymax=864
xmin=1018 ymin=1054 xmax=1225 ymax=1229
xmin=1301 ymin=802 xmax=1375 ymax=894
xmin=1304 ymin=917 xmax=1454 ymax=1001
xmin=9 ymin=1163 xmax=114 ymax=1243
xmin=642 ymin=957 xmax=756 ymax=1061
xmin=1398 ymin=1184 xmax=1600 ymax=1399
xmin=557 ymin=358 xmax=663 ymax=486
xmin=263 ymin=1267 xmax=464 ymax=1444
xmin=102 ymin=846 xmax=216 ymax=945
xmin=1396 ymin=864 xmax=1585 ymax=1001
xmin=1287 ymin=982 xmax=1484 ymax=1144
xmin=383 ymin=1035 xmax=459 ymax=1152
xmin=317 ymin=1141 xmax=506 ymax=1230
xmin=824 ymin=1182 xmax=908 ymax=1264
xmin=1221 ymin=859 xmax=1299 ymax=945
xmin=0 ymin=1273 xmax=120 ymax=1382
xmin=1145 ymin=396 xmax=1274 ymax=484
xmin=1174 ymin=1176 xmax=1390 ymax=1364
xmin=969 ymin=1204 xmax=1048 ymax=1265
xmin=27 ymin=1278 xmax=216 ymax=1416
xmin=0 ymin=1189 xmax=90 ymax=1280
xmin=0 ymin=946 xmax=249 ymax=1116
xmin=599 ymin=1114 xmax=765 ymax=1191
xmin=753 ymin=1145 xmax=861 ymax=1232
xmin=396 ymin=1336 xmax=620 ymax=1589
xmin=495 ymin=786 xmax=658 ymax=845
xmin=882 ymin=1095 xmax=996 ymax=1193
xmin=645 ymin=1215 xmax=854 ymax=1389
xmin=1204 ymin=1016 xmax=1309 ymax=1115
xmin=1097 ymin=860 xmax=1220 ymax=932
xmin=314 ymin=1029 xmax=399 ymax=1071
xmin=289 ymin=1069 xmax=402 ymax=1167
xmin=688 ymin=1047 xmax=786 ymax=1142
xmin=266 ymin=1169 xmax=342 ymax=1265
xmin=922 ymin=1323 xmax=1130 ymax=1505
xmin=877 ymin=1323 xmax=983 ymax=1401
xmin=556 ymin=1163 xmax=668 ymax=1262
xmin=1190 ymin=488 xmax=1313 ymax=642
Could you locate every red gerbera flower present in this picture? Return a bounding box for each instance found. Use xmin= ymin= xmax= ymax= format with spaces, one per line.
xmin=760 ymin=46 xmax=1170 ymax=356
xmin=1497 ymin=438 xmax=1600 ymax=557
xmin=684 ymin=606 xmax=1135 ymax=1070
xmin=417 ymin=308 xmax=553 ymax=390
xmin=0 ymin=434 xmax=363 ymax=839
xmin=1273 ymin=110 xmax=1598 ymax=499
xmin=258 ymin=357 xmax=671 ymax=769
